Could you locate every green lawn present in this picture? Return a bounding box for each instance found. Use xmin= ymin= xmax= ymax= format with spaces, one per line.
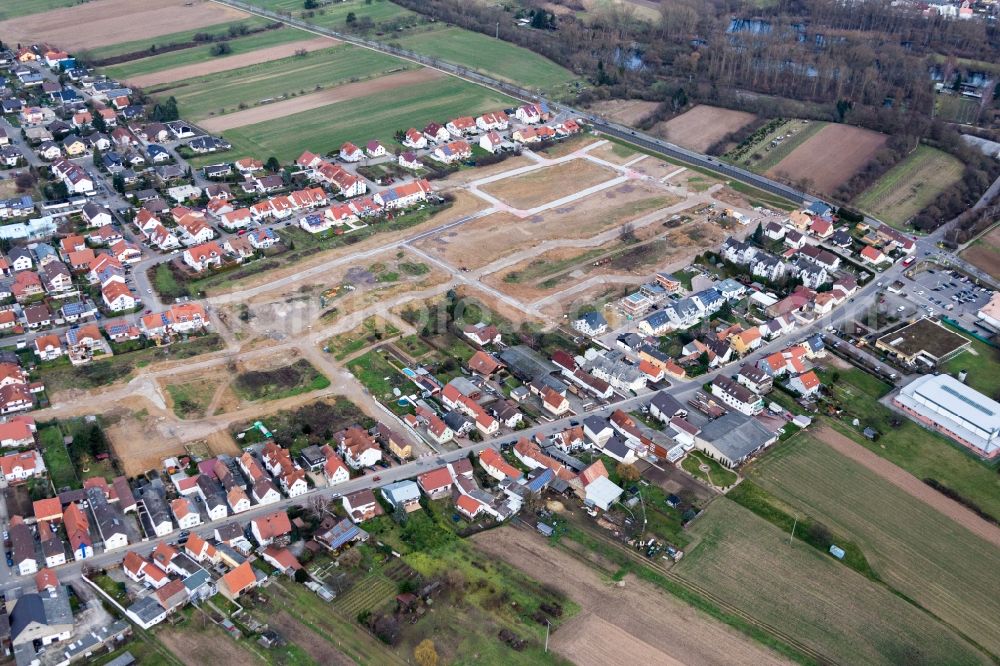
xmin=854 ymin=145 xmax=964 ymax=229
xmin=347 ymin=349 xmax=410 ymax=415
xmin=200 ymin=76 xmax=515 ymax=163
xmin=394 ymin=25 xmax=578 ymax=92
xmin=39 ymin=425 xmax=77 ymax=490
xmin=681 ymin=450 xmax=738 ymax=488
xmin=323 ymin=316 xmax=400 ymax=361
xmin=80 ymin=17 xmax=275 ymax=60
xmin=165 ymin=379 xmax=220 ymax=419
xmin=748 ymin=434 xmax=1000 ymax=656
xmin=151 ymin=44 xmax=412 ymax=120
xmin=100 ymin=25 xmax=316 ymax=80
xmin=252 ymin=0 xmax=419 ymax=27
xmin=942 ymin=335 xmax=1000 ymax=400
xmin=0 ymin=0 xmax=76 ymax=20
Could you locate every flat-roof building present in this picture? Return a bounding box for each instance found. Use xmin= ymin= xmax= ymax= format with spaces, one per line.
xmin=875 ymin=318 xmax=970 ymax=366
xmin=893 ymin=374 xmax=1000 ymax=459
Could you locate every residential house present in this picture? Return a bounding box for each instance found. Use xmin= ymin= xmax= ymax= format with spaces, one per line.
xmin=710 ymin=376 xmax=764 ymax=415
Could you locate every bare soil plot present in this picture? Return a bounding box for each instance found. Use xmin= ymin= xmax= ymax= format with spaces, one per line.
xmin=419 ymin=181 xmax=675 ymax=269
xmin=587 ymin=99 xmax=659 ymax=126
xmin=653 ymin=105 xmax=757 ymax=153
xmin=479 ymin=159 xmax=618 ymax=210
xmin=200 ymin=67 xmax=445 ymax=132
xmin=675 ymin=500 xmax=990 ymax=665
xmin=471 ymin=527 xmax=790 ymax=666
xmin=767 ymin=124 xmax=887 ymax=195
xmin=158 ymin=623 xmax=265 ymax=666
xmin=587 ymin=141 xmax=642 ymax=165
xmin=960 ymin=225 xmax=1000 ymax=280
xmin=267 ymin=610 xmax=354 ymax=666
xmin=438 ymin=154 xmax=535 ymax=187
xmin=485 ymin=219 xmax=723 ymax=302
xmin=0 ymin=0 xmax=249 ymax=51
xmin=124 ymin=37 xmax=334 ymax=87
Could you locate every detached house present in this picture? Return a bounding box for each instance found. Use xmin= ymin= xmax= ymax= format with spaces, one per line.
xmin=183 ymin=241 xmax=224 ymax=272
xmin=402 ymin=128 xmax=427 ymax=149
xmin=336 ymin=426 xmax=382 ymax=469
xmin=339 ymin=142 xmax=363 ymax=162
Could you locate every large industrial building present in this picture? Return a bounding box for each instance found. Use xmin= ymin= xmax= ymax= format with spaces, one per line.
xmin=892 ymin=374 xmax=1000 ymax=459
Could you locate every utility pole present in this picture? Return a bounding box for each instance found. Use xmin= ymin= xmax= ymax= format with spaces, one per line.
xmin=789 ymin=517 xmax=797 ymax=546
xmin=544 ymin=619 xmax=550 ymax=652
xmin=496 ymin=21 xmax=500 ymax=39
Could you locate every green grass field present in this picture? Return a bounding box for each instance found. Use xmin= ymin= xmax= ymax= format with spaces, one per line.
xmin=394 ymin=25 xmax=578 ymax=92
xmin=252 ymin=0 xmax=419 ymax=27
xmin=100 ymin=25 xmax=315 ymax=80
xmin=749 ymin=434 xmax=1000 ymax=656
xmin=80 ymin=17 xmax=275 ymax=61
xmin=152 ymin=44 xmax=411 ymax=120
xmin=200 ymin=76 xmax=514 ymax=163
xmin=0 ymin=0 xmax=76 ymax=20
xmin=674 ymin=499 xmax=991 ymax=665
xmin=854 ymin=145 xmax=964 ymax=229
xmin=943 ymin=335 xmax=1000 ymax=399
xmin=820 ymin=362 xmax=1000 ymax=518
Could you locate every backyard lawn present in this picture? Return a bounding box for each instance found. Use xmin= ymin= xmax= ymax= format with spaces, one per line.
xmin=39 ymin=425 xmax=77 ymax=490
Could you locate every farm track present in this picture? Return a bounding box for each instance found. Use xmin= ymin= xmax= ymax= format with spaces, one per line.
xmin=540 ymin=521 xmax=836 ymax=666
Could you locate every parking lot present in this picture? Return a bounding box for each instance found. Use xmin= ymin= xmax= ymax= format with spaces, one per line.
xmin=895 ymin=268 xmax=993 ymax=329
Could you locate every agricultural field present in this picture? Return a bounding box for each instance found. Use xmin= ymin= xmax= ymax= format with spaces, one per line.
xmin=959 ymin=225 xmax=1000 ymax=281
xmin=0 ymin=0 xmax=252 ymax=52
xmin=195 ymin=76 xmax=515 ymax=163
xmin=394 ymin=25 xmax=579 ymax=93
xmin=674 ymin=500 xmax=991 ymax=665
xmin=81 ymin=17 xmax=275 ymax=61
xmin=252 ymin=0 xmax=420 ymax=28
xmin=652 ymin=105 xmax=757 ymax=153
xmin=727 ymin=119 xmax=823 ymax=172
xmin=165 ymin=376 xmax=223 ymax=419
xmin=100 ymin=27 xmax=324 ymax=84
xmin=765 ymin=123 xmax=887 ymax=195
xmin=818 ymin=362 xmax=1000 ymax=519
xmin=853 ymin=145 xmax=964 ymax=229
xmin=748 ymin=434 xmax=1000 ymax=656
xmin=479 ymin=160 xmax=618 ymax=210
xmin=0 ymin=0 xmax=76 ymax=21
xmin=147 ymin=44 xmax=412 ymax=121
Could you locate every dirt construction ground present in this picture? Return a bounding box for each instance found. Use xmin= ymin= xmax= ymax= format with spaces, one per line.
xmin=199 ymin=68 xmax=446 ymax=132
xmin=960 ymin=225 xmax=1000 ymax=281
xmin=654 ymin=105 xmax=757 ymax=153
xmin=586 ymin=99 xmax=660 ymax=126
xmin=479 ymin=159 xmax=618 ymax=210
xmin=471 ymin=527 xmax=790 ymax=666
xmin=0 ymin=0 xmax=249 ymax=51
xmin=417 ymin=181 xmax=676 ymax=269
xmin=125 ymin=37 xmax=335 ymax=88
xmin=767 ymin=124 xmax=887 ymax=195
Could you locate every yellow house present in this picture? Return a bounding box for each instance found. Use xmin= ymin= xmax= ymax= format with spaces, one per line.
xmin=377 ymin=423 xmax=412 ymax=460
xmin=63 ymin=139 xmax=87 ymax=156
xmin=788 ymin=210 xmax=811 ymax=231
xmin=729 ymin=326 xmax=762 ymax=356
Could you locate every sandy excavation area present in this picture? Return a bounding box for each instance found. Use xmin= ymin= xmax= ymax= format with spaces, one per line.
xmin=0 ymin=0 xmax=250 ymax=52
xmin=125 ymin=37 xmax=336 ymax=88
xmin=200 ymin=68 xmax=445 ymax=132
xmin=472 ymin=527 xmax=791 ymax=666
